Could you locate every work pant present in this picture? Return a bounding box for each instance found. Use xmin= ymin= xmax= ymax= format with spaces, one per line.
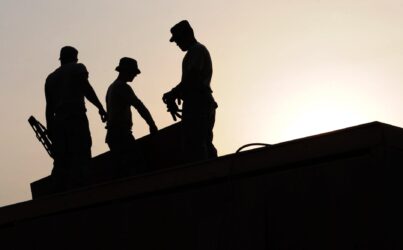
xmin=51 ymin=114 xmax=92 ymax=191
xmin=106 ymin=129 xmax=145 ymax=175
xmin=182 ymin=105 xmax=217 ymax=163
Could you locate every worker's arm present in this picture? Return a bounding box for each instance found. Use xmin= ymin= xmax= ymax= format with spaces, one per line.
xmin=170 ymin=46 xmax=204 ymax=98
xmin=130 ymin=90 xmax=158 ymax=134
xmin=77 ymin=66 xmax=107 ymax=122
xmin=44 ymin=82 xmax=55 ymax=139
xmin=83 ymin=81 xmax=107 ymax=122
xmin=162 ymin=46 xmax=204 ymax=121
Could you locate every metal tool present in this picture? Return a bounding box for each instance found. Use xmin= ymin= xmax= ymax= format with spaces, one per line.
xmin=28 ymin=116 xmax=54 ymax=158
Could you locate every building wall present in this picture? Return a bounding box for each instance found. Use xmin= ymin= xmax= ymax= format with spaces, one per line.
xmin=1 ymin=122 xmax=403 ymax=249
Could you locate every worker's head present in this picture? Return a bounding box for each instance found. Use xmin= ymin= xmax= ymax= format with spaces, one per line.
xmin=59 ymin=46 xmax=78 ymax=65
xmin=169 ymin=20 xmax=196 ymax=51
xmin=115 ymin=57 xmax=141 ymax=82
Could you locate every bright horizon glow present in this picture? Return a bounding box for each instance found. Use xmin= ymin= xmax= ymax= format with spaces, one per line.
xmin=2 ymin=0 xmax=403 ymax=206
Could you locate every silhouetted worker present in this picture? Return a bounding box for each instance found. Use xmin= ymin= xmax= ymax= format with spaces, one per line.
xmin=106 ymin=57 xmax=158 ymax=174
xmin=163 ymin=20 xmax=218 ymax=163
xmin=45 ymin=46 xmax=107 ymax=189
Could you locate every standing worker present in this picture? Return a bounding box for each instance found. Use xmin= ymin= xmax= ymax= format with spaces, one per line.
xmin=45 ymin=46 xmax=107 ymax=190
xmin=163 ymin=20 xmax=218 ymax=163
xmin=105 ymin=57 xmax=158 ymax=174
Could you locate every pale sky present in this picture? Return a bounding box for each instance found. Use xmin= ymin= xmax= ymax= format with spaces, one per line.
xmin=1 ymin=0 xmax=403 ymax=206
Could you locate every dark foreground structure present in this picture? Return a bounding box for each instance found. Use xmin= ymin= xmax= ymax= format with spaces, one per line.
xmin=1 ymin=122 xmax=402 ymax=249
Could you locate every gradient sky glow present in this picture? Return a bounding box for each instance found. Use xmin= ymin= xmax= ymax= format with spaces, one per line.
xmin=1 ymin=0 xmax=403 ymax=206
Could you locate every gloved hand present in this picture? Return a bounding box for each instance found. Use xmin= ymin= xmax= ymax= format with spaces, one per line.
xmin=163 ymin=91 xmax=182 ymax=105
xmin=163 ymin=91 xmax=182 ymax=121
xmin=167 ymin=100 xmax=182 ymax=121
xmin=162 ymin=91 xmax=174 ymax=104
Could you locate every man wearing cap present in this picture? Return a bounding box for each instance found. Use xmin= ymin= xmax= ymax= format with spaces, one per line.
xmin=163 ymin=20 xmax=218 ymax=163
xmin=105 ymin=57 xmax=158 ymax=173
xmin=45 ymin=46 xmax=107 ymax=189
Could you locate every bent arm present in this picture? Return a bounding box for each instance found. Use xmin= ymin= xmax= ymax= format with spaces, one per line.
xmin=170 ymin=47 xmax=204 ymax=97
xmin=44 ymin=84 xmax=55 ymax=137
xmin=45 ymin=104 xmax=54 ymax=128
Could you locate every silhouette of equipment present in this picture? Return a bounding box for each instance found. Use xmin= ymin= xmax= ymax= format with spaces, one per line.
xmin=28 ymin=116 xmax=53 ymax=159
xmin=162 ymin=93 xmax=182 ymax=121
xmin=236 ymin=143 xmax=271 ymax=153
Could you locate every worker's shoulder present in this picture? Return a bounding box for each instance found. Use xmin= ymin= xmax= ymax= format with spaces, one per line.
xmin=50 ymin=63 xmax=88 ymax=76
xmin=121 ymin=82 xmax=135 ymax=96
xmin=187 ymin=42 xmax=210 ymax=59
xmin=45 ymin=66 xmax=61 ymax=84
xmin=65 ymin=63 xmax=88 ymax=74
xmin=75 ymin=62 xmax=87 ymax=70
xmin=108 ymin=81 xmax=133 ymax=95
xmin=46 ymin=64 xmax=88 ymax=86
xmin=193 ymin=42 xmax=209 ymax=53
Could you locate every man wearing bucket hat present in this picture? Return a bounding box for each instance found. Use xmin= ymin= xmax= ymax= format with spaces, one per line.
xmin=163 ymin=20 xmax=218 ymax=163
xmin=45 ymin=46 xmax=107 ymax=189
xmin=106 ymin=57 xmax=158 ymax=173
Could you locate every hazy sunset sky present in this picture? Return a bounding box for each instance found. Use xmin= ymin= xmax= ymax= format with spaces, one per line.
xmin=1 ymin=0 xmax=403 ymax=206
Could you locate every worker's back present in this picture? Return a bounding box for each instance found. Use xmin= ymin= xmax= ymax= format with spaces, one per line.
xmin=45 ymin=62 xmax=89 ymax=118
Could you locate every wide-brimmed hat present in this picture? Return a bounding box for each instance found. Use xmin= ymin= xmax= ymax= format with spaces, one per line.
xmin=169 ymin=20 xmax=194 ymax=42
xmin=115 ymin=57 xmax=141 ymax=74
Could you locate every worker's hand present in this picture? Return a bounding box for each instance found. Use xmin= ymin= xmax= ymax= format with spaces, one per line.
xmin=163 ymin=91 xmax=182 ymax=121
xmin=167 ymin=101 xmax=182 ymax=121
xmin=163 ymin=91 xmax=182 ymax=105
xmin=162 ymin=91 xmax=174 ymax=104
xmin=149 ymin=123 xmax=158 ymax=134
xmin=99 ymin=108 xmax=107 ymax=123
